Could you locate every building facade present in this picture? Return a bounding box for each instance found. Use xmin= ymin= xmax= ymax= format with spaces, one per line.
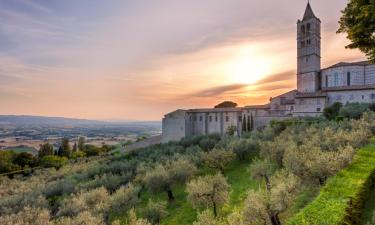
xmin=161 ymin=3 xmax=375 ymax=143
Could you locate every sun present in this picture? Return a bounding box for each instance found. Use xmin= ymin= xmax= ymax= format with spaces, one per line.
xmin=225 ymin=46 xmax=272 ymax=84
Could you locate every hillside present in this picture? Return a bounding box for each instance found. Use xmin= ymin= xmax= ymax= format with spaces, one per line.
xmin=1 ymin=113 xmax=375 ymax=225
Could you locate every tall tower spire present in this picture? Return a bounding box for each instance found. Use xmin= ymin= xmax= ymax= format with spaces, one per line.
xmin=297 ymin=2 xmax=321 ymax=93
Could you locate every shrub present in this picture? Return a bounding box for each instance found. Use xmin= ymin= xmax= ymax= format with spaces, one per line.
xmin=110 ymin=184 xmax=140 ymax=214
xmin=0 ymin=206 xmax=51 ymax=225
xmin=230 ymin=138 xmax=259 ymax=161
xmin=323 ymin=102 xmax=342 ymax=120
xmin=339 ymin=102 xmax=370 ymax=119
xmin=199 ymin=138 xmax=217 ymax=151
xmin=203 ymin=148 xmax=235 ymax=175
xmin=40 ymin=155 xmax=67 ymax=169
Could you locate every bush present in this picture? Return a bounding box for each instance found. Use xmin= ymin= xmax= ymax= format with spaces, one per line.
xmin=323 ymin=102 xmax=342 ymax=120
xmin=39 ymin=156 xmax=67 ymax=169
xmin=339 ymin=102 xmax=370 ymax=119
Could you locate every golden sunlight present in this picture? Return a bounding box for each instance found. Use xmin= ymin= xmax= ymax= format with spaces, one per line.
xmin=225 ymin=45 xmax=272 ymax=84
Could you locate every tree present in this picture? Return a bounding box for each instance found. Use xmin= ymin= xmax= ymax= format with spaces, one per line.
xmin=250 ymin=114 xmax=254 ymax=131
xmin=230 ymin=139 xmax=260 ymax=161
xmin=242 ymin=117 xmax=247 ymax=133
xmin=40 ymin=155 xmax=67 ymax=169
xmin=125 ymin=209 xmax=151 ymax=225
xmin=58 ymin=138 xmax=71 ymax=158
xmin=78 ymin=136 xmax=86 ymax=151
xmin=38 ymin=143 xmax=54 ymax=158
xmin=72 ymin=142 xmax=78 ymax=152
xmin=214 ymin=101 xmax=237 ymax=108
xmin=249 ymin=158 xmax=277 ymax=191
xmin=144 ymin=158 xmax=196 ymax=201
xmin=110 ymin=184 xmax=140 ymax=214
xmin=243 ymin=170 xmax=299 ymax=225
xmin=338 ymin=0 xmax=375 ymax=62
xmin=13 ymin=152 xmax=37 ymax=168
xmin=143 ymin=200 xmax=168 ymax=224
xmin=226 ymin=126 xmax=237 ymax=136
xmin=187 ymin=173 xmax=229 ymax=217
xmin=193 ymin=210 xmax=218 ymax=225
xmin=323 ymin=102 xmax=343 ymax=120
xmin=203 ymin=148 xmax=235 ymax=175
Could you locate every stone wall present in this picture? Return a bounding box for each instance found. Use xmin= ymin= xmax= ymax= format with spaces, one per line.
xmin=297 ymin=72 xmax=319 ymax=93
xmin=161 ymin=110 xmax=187 ymax=143
xmin=327 ymin=90 xmax=375 ymax=105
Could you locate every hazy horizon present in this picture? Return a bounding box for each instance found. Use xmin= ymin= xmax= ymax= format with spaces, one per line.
xmin=0 ymin=0 xmax=367 ymax=120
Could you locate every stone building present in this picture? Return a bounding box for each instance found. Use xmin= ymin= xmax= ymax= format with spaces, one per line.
xmin=161 ymin=2 xmax=375 ymax=143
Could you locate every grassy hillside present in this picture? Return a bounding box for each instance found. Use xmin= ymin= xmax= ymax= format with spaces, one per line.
xmin=1 ymin=113 xmax=375 ymax=225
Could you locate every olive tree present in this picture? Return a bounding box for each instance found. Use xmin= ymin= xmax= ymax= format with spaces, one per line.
xmin=143 ymin=199 xmax=168 ymax=224
xmin=186 ymin=173 xmax=229 ymax=217
xmin=203 ymin=148 xmax=235 ymax=175
xmin=144 ymin=158 xmax=196 ymax=201
xmin=243 ymin=170 xmax=299 ymax=225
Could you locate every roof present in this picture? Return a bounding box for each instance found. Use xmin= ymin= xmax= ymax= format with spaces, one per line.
xmin=244 ymin=104 xmax=270 ymax=109
xmin=270 ymin=89 xmax=297 ymax=100
xmin=186 ymin=107 xmax=243 ymax=113
xmin=302 ymin=2 xmax=319 ymax=21
xmin=322 ymin=61 xmax=371 ymax=70
xmin=295 ymin=91 xmax=327 ymax=99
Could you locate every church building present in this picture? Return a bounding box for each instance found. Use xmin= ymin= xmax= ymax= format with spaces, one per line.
xmin=162 ymin=2 xmax=375 ymax=143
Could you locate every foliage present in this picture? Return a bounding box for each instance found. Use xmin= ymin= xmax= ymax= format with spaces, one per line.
xmin=244 ymin=170 xmax=300 ymax=225
xmin=230 ymin=138 xmax=259 ymax=161
xmin=214 ymin=101 xmax=238 ymax=108
xmin=203 ymin=148 xmax=235 ymax=174
xmin=186 ymin=173 xmax=230 ymax=217
xmin=288 ymin=141 xmax=375 ymax=225
xmin=110 ymin=184 xmax=140 ymax=215
xmin=0 ymin=206 xmax=51 ymax=225
xmin=143 ymin=199 xmax=168 ymax=224
xmin=39 ymin=155 xmax=67 ymax=169
xmin=78 ymin=136 xmax=86 ymax=151
xmin=323 ymin=102 xmax=342 ymax=120
xmin=226 ymin=126 xmax=237 ymax=136
xmin=125 ymin=208 xmax=151 ymax=225
xmin=143 ymin=158 xmax=196 ymax=201
xmin=193 ymin=210 xmax=218 ymax=225
xmin=338 ymin=0 xmax=375 ymax=62
xmin=58 ymin=138 xmax=71 ymax=158
xmin=339 ymin=102 xmax=370 ymax=119
xmin=38 ymin=143 xmax=54 ymax=158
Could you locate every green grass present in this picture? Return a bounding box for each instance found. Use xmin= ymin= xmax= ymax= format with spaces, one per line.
xmin=111 ymin=160 xmax=258 ymax=225
xmin=7 ymin=147 xmax=37 ymax=154
xmin=288 ymin=140 xmax=375 ymax=225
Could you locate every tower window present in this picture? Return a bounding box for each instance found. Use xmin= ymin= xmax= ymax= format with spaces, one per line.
xmin=301 ymin=25 xmax=306 ymax=35
xmin=300 ymin=41 xmax=305 ymax=48
xmin=307 ymin=23 xmax=311 ymax=32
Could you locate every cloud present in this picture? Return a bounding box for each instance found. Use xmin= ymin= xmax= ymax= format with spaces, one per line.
xmin=188 ymin=84 xmax=248 ymax=98
xmin=255 ymin=70 xmax=295 ymax=85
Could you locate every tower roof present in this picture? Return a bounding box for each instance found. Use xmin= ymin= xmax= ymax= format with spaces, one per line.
xmin=302 ymin=2 xmax=318 ymax=21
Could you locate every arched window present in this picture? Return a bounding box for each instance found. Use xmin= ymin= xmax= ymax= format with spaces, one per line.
xmin=306 ymin=23 xmax=311 ymax=32
xmin=301 ymin=25 xmax=306 ymax=35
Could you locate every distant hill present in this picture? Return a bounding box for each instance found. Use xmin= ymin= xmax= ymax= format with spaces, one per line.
xmin=0 ymin=115 xmax=161 ymax=128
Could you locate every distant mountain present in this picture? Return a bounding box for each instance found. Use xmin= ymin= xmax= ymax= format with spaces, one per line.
xmin=0 ymin=115 xmax=161 ymax=128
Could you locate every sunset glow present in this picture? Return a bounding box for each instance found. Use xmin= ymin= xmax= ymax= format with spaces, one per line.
xmin=0 ymin=0 xmax=367 ymax=120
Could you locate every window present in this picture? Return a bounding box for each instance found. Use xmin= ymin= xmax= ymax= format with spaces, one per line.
xmin=193 ymin=115 xmax=197 ymax=121
xmin=290 ymin=106 xmax=294 ymax=111
xmin=225 ymin=116 xmax=229 ymax=122
xmin=317 ymin=108 xmax=321 ymax=112
xmin=301 ymin=25 xmax=306 ymax=35
xmin=199 ymin=116 xmax=202 ymax=122
xmin=347 ymin=72 xmax=351 ymax=86
xmin=362 ymin=95 xmax=365 ymax=100
xmin=325 ymin=75 xmax=328 ymax=87
xmin=215 ymin=115 xmax=218 ymax=122
xmin=301 ymin=41 xmax=305 ymax=48
xmin=334 ymin=73 xmax=339 ymax=86
xmin=306 ymin=23 xmax=311 ymax=32
xmin=209 ymin=116 xmax=212 ymax=122
xmin=371 ymin=94 xmax=375 ymax=99
xmin=238 ymin=116 xmax=242 ymax=121
xmin=306 ymin=57 xmax=309 ymax=63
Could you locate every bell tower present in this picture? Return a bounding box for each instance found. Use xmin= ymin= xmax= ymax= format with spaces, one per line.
xmin=297 ymin=2 xmax=321 ymax=93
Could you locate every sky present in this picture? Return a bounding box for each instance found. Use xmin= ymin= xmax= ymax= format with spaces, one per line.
xmin=0 ymin=0 xmax=367 ymax=121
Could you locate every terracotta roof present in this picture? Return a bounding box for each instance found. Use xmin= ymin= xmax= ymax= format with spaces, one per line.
xmin=295 ymin=92 xmax=327 ymax=98
xmin=244 ymin=104 xmax=270 ymax=109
